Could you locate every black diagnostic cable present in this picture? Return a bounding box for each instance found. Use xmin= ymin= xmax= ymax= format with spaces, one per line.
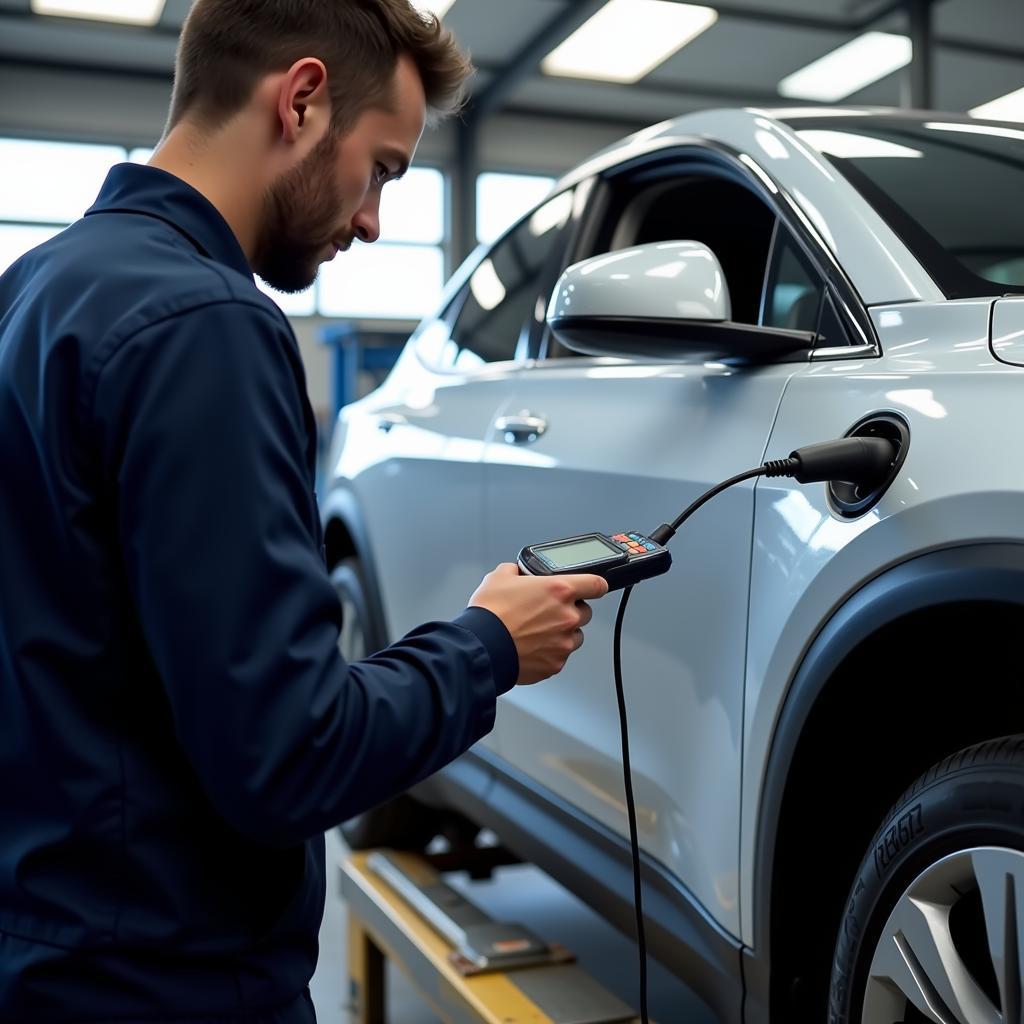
xmin=611 ymin=436 xmax=897 ymax=1024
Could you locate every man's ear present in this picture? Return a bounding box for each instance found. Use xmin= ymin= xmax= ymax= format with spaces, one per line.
xmin=277 ymin=58 xmax=330 ymax=144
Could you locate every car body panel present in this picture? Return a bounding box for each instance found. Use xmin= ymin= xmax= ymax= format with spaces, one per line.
xmin=991 ymin=295 xmax=1024 ymax=367
xmin=483 ymin=355 xmax=799 ymax=936
xmin=741 ymin=297 xmax=1024 ymax=942
xmin=327 ymin=320 xmax=521 ymax=758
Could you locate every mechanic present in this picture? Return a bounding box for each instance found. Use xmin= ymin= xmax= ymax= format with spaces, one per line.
xmin=0 ymin=2 xmax=608 ymax=1021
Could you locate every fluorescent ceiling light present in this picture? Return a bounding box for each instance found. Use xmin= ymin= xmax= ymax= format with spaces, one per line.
xmin=542 ymin=0 xmax=718 ymax=84
xmin=797 ymin=129 xmax=923 ymax=159
xmin=31 ymin=0 xmax=165 ymax=25
xmin=970 ymin=86 xmax=1024 ymax=122
xmin=778 ymin=32 xmax=911 ymax=102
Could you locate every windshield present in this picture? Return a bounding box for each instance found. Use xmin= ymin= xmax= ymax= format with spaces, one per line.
xmin=785 ymin=116 xmax=1024 ymax=298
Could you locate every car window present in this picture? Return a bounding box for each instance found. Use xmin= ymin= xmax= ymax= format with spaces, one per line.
xmin=762 ymin=227 xmax=854 ymax=345
xmin=815 ymin=292 xmax=852 ymax=347
xmin=544 ymin=174 xmax=777 ymax=359
xmin=762 ymin=225 xmax=823 ymax=332
xmin=440 ymin=190 xmax=575 ymax=372
xmin=790 ymin=116 xmax=1024 ymax=299
xmin=544 ymin=168 xmax=858 ymax=359
xmin=607 ymin=176 xmax=776 ymax=324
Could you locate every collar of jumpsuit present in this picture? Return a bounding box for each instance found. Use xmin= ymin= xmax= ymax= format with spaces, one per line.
xmin=86 ymin=161 xmax=254 ymax=276
xmin=0 ymin=161 xmax=518 ymax=1023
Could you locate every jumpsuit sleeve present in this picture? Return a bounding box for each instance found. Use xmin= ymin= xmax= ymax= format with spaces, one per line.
xmin=90 ymin=299 xmax=519 ymax=846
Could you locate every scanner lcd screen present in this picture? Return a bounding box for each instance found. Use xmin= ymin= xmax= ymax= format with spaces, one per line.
xmin=538 ymin=537 xmax=618 ymax=569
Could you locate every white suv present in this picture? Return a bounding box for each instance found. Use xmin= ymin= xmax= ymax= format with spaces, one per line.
xmin=322 ymin=108 xmax=1024 ymax=1024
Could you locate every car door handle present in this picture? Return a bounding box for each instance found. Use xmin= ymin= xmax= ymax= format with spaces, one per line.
xmin=495 ymin=414 xmax=548 ymax=445
xmin=377 ymin=413 xmax=407 ymax=433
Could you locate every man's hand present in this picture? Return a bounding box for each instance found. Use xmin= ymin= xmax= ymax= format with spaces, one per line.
xmin=469 ymin=564 xmax=609 ymax=685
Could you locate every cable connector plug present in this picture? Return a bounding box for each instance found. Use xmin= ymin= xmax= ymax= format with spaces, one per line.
xmin=649 ymin=523 xmax=675 ymax=546
xmin=763 ymin=457 xmax=800 ymax=478
xmin=766 ymin=436 xmax=898 ymax=486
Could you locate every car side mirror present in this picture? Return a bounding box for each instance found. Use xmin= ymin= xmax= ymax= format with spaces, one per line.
xmin=546 ymin=241 xmax=814 ymax=363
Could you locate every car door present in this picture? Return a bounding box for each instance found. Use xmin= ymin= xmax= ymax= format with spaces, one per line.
xmin=335 ymin=315 xmax=510 ymax=653
xmin=336 ymin=187 xmax=582 ymax=754
xmin=482 ymin=160 xmax=841 ymax=937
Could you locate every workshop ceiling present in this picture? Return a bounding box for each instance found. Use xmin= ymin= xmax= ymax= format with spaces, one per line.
xmin=0 ymin=0 xmax=1021 ymax=130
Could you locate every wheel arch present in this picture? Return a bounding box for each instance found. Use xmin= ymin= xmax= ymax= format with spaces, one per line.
xmin=320 ymin=484 xmax=391 ymax=648
xmin=745 ymin=543 xmax=1024 ymax=1022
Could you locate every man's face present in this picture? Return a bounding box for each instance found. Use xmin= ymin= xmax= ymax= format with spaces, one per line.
xmin=253 ymin=55 xmax=427 ymax=293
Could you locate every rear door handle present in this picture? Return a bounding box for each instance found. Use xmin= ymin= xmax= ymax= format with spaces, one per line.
xmin=495 ymin=413 xmax=548 ymax=445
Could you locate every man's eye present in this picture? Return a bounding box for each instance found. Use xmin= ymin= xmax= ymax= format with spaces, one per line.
xmin=375 ymin=163 xmax=389 ymax=185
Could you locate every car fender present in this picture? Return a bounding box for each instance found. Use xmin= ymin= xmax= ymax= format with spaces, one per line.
xmin=748 ymin=541 xmax=1024 ymax=966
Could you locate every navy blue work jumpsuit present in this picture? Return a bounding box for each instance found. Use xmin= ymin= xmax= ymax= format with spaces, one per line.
xmin=0 ymin=163 xmax=518 ymax=1022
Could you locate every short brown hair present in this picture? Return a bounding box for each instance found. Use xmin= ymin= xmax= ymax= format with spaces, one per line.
xmin=167 ymin=0 xmax=473 ymax=135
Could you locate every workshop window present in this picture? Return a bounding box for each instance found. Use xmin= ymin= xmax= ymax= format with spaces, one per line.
xmin=476 ymin=172 xmax=557 ymax=246
xmin=319 ymin=243 xmax=445 ymax=320
xmin=0 ymin=138 xmax=125 ymax=276
xmin=317 ymin=166 xmax=446 ymax=320
xmin=0 ymin=139 xmax=450 ymax=322
xmin=0 ymin=224 xmax=62 ymax=277
xmin=0 ymin=138 xmax=124 ymax=226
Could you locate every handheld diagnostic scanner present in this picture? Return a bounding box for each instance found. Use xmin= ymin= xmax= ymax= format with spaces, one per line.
xmin=517 ymin=532 xmax=672 ymax=593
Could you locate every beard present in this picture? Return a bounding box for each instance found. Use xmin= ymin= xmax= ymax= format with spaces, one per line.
xmin=253 ymin=132 xmax=344 ymax=294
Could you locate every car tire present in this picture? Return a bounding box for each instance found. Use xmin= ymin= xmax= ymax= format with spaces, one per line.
xmin=829 ymin=735 xmax=1024 ymax=1024
xmin=330 ymin=557 xmax=383 ymax=662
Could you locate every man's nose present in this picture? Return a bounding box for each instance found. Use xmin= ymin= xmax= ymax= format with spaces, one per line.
xmin=352 ymin=199 xmax=381 ymax=244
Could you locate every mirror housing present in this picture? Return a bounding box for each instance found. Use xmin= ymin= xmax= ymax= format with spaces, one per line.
xmin=547 ymin=241 xmax=814 ymax=363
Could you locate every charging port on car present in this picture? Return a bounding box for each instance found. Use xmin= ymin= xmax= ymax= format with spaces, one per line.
xmin=828 ymin=414 xmax=910 ymax=518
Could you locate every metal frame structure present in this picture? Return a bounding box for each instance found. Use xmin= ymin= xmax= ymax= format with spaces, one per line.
xmin=2 ymin=0 xmax=1022 ymax=264
xmin=341 ymin=850 xmax=646 ymax=1024
xmin=449 ymin=0 xmax=975 ymax=261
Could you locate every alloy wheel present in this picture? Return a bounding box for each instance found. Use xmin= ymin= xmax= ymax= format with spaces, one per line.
xmin=862 ymin=846 xmax=1024 ymax=1024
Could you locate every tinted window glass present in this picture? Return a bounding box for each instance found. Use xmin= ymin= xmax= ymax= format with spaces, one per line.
xmin=816 ymin=293 xmax=852 ymax=347
xmin=792 ymin=118 xmax=1024 ymax=298
xmin=763 ymin=227 xmax=823 ymax=332
xmin=448 ymin=190 xmax=574 ymax=368
xmin=593 ymin=177 xmax=776 ymax=324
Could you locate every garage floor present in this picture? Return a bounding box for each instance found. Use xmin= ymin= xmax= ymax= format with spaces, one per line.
xmin=310 ymin=829 xmax=719 ymax=1023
